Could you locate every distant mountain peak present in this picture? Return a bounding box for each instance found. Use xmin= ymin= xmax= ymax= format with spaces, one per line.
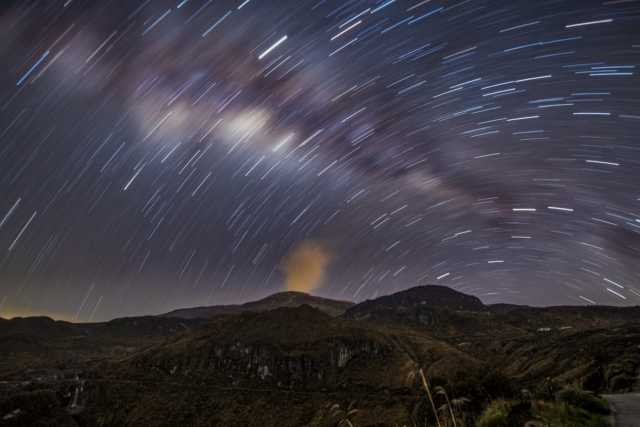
xmin=344 ymin=284 xmax=486 ymax=321
xmin=161 ymin=290 xmax=354 ymax=319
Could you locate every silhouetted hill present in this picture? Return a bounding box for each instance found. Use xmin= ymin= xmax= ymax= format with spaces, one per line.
xmin=345 ymin=285 xmax=485 ymax=319
xmin=161 ymin=291 xmax=354 ymax=319
xmin=0 ymin=315 xmax=206 ymax=377
xmin=343 ymin=285 xmax=487 ymax=329
xmin=0 ymin=316 xmax=78 ymax=339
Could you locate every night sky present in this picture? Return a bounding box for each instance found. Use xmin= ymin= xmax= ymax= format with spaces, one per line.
xmin=1 ymin=0 xmax=640 ymax=321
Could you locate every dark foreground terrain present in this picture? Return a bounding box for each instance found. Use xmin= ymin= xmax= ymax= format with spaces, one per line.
xmin=1 ymin=286 xmax=639 ymax=426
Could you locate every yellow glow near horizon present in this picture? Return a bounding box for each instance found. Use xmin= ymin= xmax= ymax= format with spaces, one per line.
xmin=282 ymin=241 xmax=332 ymax=293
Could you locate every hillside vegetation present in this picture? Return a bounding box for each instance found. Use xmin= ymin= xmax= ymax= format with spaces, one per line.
xmin=1 ymin=285 xmax=638 ymax=426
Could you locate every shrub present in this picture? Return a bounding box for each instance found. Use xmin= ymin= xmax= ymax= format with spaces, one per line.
xmin=608 ymin=374 xmax=634 ymax=392
xmin=535 ymin=401 xmax=610 ymax=427
xmin=555 ymin=388 xmax=609 ymax=415
xmin=476 ymin=400 xmax=512 ymax=427
xmin=581 ymin=369 xmax=604 ymax=392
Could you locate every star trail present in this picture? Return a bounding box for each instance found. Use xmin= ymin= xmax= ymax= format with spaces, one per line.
xmin=1 ymin=0 xmax=639 ymax=321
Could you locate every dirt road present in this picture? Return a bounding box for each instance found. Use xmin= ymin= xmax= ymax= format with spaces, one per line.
xmin=604 ymin=393 xmax=640 ymax=427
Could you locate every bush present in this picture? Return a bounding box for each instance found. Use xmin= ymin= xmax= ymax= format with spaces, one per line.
xmin=608 ymin=374 xmax=634 ymax=392
xmin=581 ymin=369 xmax=604 ymax=392
xmin=535 ymin=401 xmax=610 ymax=427
xmin=476 ymin=400 xmax=512 ymax=427
xmin=555 ymin=388 xmax=610 ymax=415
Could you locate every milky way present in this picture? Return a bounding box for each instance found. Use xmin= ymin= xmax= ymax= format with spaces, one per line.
xmin=1 ymin=0 xmax=639 ymax=320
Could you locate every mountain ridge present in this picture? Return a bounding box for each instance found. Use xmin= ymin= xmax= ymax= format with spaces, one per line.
xmin=160 ymin=290 xmax=354 ymax=319
xmin=1 ymin=285 xmax=640 ymax=426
